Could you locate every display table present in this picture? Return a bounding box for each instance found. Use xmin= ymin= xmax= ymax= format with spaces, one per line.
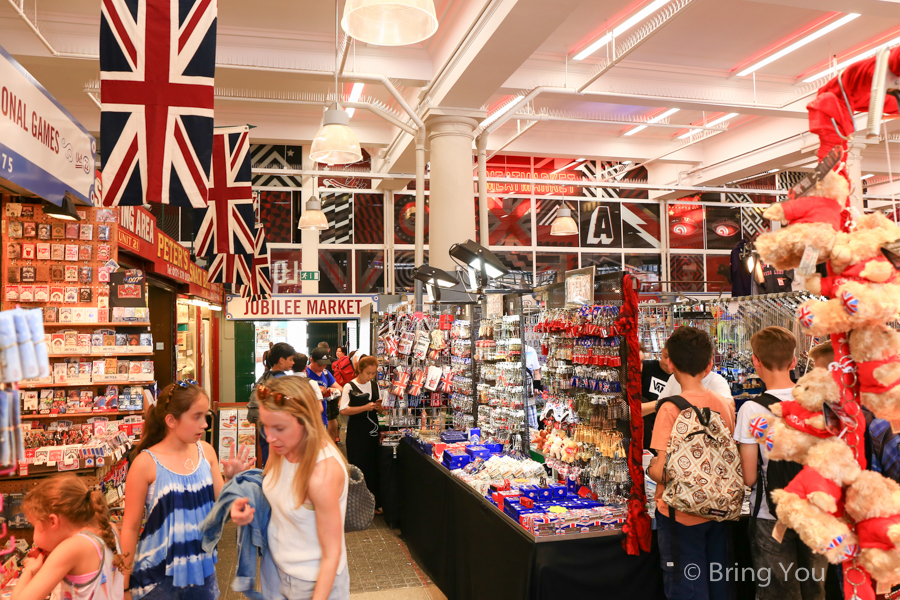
xmin=397 ymin=440 xmax=665 ymax=600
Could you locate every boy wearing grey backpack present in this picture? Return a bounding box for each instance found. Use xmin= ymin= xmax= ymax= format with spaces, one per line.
xmin=647 ymin=327 xmax=739 ymax=600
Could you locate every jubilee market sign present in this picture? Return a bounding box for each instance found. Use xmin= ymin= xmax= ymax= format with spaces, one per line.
xmin=0 ymin=44 xmax=96 ymax=204
xmin=225 ymin=294 xmax=377 ymax=320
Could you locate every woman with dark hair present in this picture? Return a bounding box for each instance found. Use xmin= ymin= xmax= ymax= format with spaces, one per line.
xmin=339 ymin=356 xmax=383 ymax=514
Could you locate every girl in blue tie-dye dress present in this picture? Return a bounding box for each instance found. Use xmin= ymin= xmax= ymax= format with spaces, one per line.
xmin=120 ymin=381 xmax=253 ymax=600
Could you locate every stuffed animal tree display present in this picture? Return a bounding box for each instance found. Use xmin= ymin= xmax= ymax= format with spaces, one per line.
xmin=750 ymin=45 xmax=900 ymax=600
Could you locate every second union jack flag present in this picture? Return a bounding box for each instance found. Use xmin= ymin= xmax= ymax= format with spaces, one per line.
xmin=194 ymin=126 xmax=255 ymax=255
xmin=100 ymin=0 xmax=217 ymax=207
xmin=238 ymin=227 xmax=272 ymax=299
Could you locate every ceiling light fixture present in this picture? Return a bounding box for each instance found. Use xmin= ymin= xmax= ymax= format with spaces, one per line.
xmin=736 ymin=13 xmax=860 ymax=77
xmin=345 ymin=83 xmax=365 ymax=118
xmin=624 ymin=107 xmax=680 ymax=136
xmin=803 ymin=32 xmax=900 ymax=82
xmin=550 ymin=204 xmax=578 ymax=236
xmin=573 ymin=0 xmax=673 ymax=61
xmin=479 ymin=97 xmax=521 ymax=129
xmin=677 ymin=113 xmax=739 ymax=139
xmin=342 ymin=0 xmax=438 ymax=46
xmin=297 ymin=196 xmax=329 ymax=230
xmin=311 ymin=0 xmax=363 ymax=165
xmin=43 ymin=195 xmax=82 ymax=221
xmin=863 ymin=173 xmax=876 ymax=179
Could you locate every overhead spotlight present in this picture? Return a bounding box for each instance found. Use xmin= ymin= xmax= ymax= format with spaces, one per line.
xmin=550 ymin=204 xmax=578 ymax=236
xmin=413 ymin=264 xmax=460 ymax=303
xmin=297 ymin=196 xmax=329 ymax=230
xmin=449 ymin=240 xmax=508 ymax=290
xmin=43 ymin=194 xmax=82 ymax=221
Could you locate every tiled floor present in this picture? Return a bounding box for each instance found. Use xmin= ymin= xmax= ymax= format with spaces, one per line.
xmin=215 ymin=515 xmax=446 ymax=600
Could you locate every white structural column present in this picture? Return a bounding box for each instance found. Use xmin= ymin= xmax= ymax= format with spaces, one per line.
xmin=426 ymin=115 xmax=479 ymax=270
xmin=301 ymin=148 xmax=320 ymax=294
xmin=847 ymin=141 xmax=867 ymax=213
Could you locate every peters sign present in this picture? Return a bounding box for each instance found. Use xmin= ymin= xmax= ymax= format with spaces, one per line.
xmin=226 ymin=294 xmax=376 ymax=320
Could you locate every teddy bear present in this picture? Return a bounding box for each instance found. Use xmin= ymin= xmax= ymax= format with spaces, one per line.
xmin=755 ymin=223 xmax=838 ymax=271
xmin=750 ymin=368 xmax=836 ymax=464
xmin=848 ymin=325 xmax=900 ymax=422
xmin=797 ymin=281 xmax=900 ymax=336
xmin=843 ymin=470 xmax=900 ymax=587
xmin=771 ymin=437 xmax=861 ymax=564
xmin=763 ymin=169 xmax=850 ymax=229
xmin=826 ymin=212 xmax=900 ymax=275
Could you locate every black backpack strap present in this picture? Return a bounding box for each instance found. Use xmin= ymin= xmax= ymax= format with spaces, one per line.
xmin=669 ymin=504 xmax=682 ymax=582
xmin=753 ymin=392 xmax=783 ymax=409
xmin=658 ymin=395 xmax=711 ymax=428
xmin=750 ymin=392 xmax=781 ymax=521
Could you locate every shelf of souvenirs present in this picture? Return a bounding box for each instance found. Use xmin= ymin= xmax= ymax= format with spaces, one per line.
xmin=42 ymin=322 xmax=151 ymax=328
xmin=22 ymin=409 xmax=146 ymax=420
xmin=47 ymin=350 xmax=154 ymax=358
xmin=18 ymin=379 xmax=155 ymax=389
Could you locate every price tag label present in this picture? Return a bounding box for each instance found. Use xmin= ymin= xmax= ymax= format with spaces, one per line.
xmin=798 ymin=246 xmax=820 ymax=277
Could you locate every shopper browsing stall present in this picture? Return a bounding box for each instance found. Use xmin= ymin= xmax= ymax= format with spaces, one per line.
xmin=307 ymin=348 xmax=342 ymax=427
xmin=640 ymin=346 xmax=673 ymax=449
xmin=121 ymin=382 xmax=254 ymax=600
xmin=809 ymin=341 xmax=834 ymax=370
xmin=12 ymin=475 xmax=126 ymax=600
xmin=231 ymin=376 xmax=349 ymax=600
xmin=657 ymin=344 xmax=734 ymax=410
xmin=248 ymin=342 xmax=296 ymax=464
xmin=340 ymin=356 xmax=383 ymax=514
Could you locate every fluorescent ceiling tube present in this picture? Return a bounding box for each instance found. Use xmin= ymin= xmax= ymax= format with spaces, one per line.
xmin=480 ymin=97 xmax=520 ymax=129
xmin=677 ymin=113 xmax=739 ymax=139
xmin=345 ymin=83 xmax=365 ymax=118
xmin=624 ymin=107 xmax=680 ymax=136
xmin=737 ymin=13 xmax=860 ymax=77
xmin=804 ymin=33 xmax=900 ymax=82
xmin=573 ymin=0 xmax=673 ymax=61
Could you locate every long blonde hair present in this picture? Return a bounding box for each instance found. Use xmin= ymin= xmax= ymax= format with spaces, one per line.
xmin=259 ymin=376 xmax=347 ymax=508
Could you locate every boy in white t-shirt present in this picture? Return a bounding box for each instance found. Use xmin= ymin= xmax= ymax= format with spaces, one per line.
xmin=734 ymin=326 xmax=826 ymax=600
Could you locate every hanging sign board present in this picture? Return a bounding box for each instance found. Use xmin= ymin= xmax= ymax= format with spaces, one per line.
xmin=0 ymin=44 xmax=96 ymax=204
xmin=226 ymin=294 xmax=377 ymax=320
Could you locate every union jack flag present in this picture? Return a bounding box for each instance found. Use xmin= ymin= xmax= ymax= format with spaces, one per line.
xmin=194 ymin=126 xmax=255 ymax=255
xmin=840 ymin=543 xmax=859 ymax=560
xmin=207 ymin=252 xmax=251 ymax=286
xmin=238 ymin=227 xmax=272 ymax=299
xmin=798 ymin=305 xmax=814 ymax=329
xmin=100 ymin=0 xmax=216 ymax=207
xmin=765 ymin=430 xmax=774 ymax=452
xmin=748 ymin=416 xmax=769 ymax=440
xmin=840 ymin=291 xmax=859 ymax=315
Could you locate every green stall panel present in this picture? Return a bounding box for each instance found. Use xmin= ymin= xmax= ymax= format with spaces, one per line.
xmin=234 ymin=321 xmax=257 ymax=403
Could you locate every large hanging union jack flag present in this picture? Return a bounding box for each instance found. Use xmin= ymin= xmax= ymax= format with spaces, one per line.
xmin=238 ymin=227 xmax=272 ymax=299
xmin=207 ymin=251 xmax=251 ymax=287
xmin=100 ymin=0 xmax=217 ymax=207
xmin=194 ymin=125 xmax=255 ymax=255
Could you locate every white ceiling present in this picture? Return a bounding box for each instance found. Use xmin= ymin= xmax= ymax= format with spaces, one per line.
xmin=2 ymin=0 xmax=900 ymax=190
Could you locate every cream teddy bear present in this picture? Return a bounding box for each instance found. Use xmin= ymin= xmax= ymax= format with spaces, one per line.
xmin=797 ymin=281 xmax=900 ymax=337
xmin=849 ymin=325 xmax=900 ymax=422
xmin=844 ymin=470 xmax=900 ymax=587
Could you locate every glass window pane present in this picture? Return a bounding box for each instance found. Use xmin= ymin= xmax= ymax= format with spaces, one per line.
xmin=581 ymin=253 xmax=622 ymax=276
xmin=706 ymin=255 xmax=732 ymax=294
xmin=494 ymin=251 xmax=533 ymax=288
xmin=486 ymin=196 xmax=532 ymax=246
xmin=668 ymin=203 xmax=704 ymax=250
xmin=535 ymin=252 xmax=578 ymax=286
xmin=354 ymin=193 xmax=384 ymax=244
xmin=319 ymin=192 xmax=353 ymax=244
xmin=394 ymin=250 xmax=428 ymax=293
xmin=270 ymin=248 xmax=303 ymax=295
xmin=705 ymin=206 xmax=742 ymax=250
xmin=394 ymin=195 xmax=429 ymax=245
xmin=259 ymin=190 xmax=293 ymax=244
xmin=356 ymin=250 xmax=385 ymax=294
xmin=624 ymin=254 xmax=662 ymax=293
xmin=670 ymin=254 xmax=704 ymax=292
xmin=622 ymin=203 xmax=661 ymax=249
xmin=532 ymin=157 xmax=591 ymax=198
xmin=579 ymin=201 xmax=622 ymax=249
xmin=319 ymin=250 xmax=351 ymax=293
xmin=535 ymin=199 xmax=578 ymax=248
xmin=741 ymin=206 xmax=771 ymax=242
xmin=249 ymin=144 xmax=303 ymax=186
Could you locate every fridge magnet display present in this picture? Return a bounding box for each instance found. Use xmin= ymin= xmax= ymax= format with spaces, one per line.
xmin=65 ymin=245 xmax=78 ymax=261
xmin=79 ymin=266 xmax=92 ymax=283
xmin=21 ymin=243 xmax=35 ymax=259
xmin=65 ymin=223 xmax=79 ymax=239
xmin=6 ymin=243 xmax=19 ymax=259
xmin=79 ymin=245 xmax=92 ymax=261
xmin=5 ymin=286 xmax=18 ymax=301
xmin=8 ymin=221 xmax=22 ymax=238
xmin=7 ymin=266 xmax=18 ymax=283
xmin=19 ymin=286 xmax=34 ymax=302
xmin=50 ymin=288 xmax=63 ymax=302
xmin=36 ymin=243 xmax=50 ymax=260
xmin=5 ymin=203 xmax=21 ymax=217
xmin=21 ymin=205 xmax=33 ymax=218
xmin=20 ymin=266 xmax=35 ymax=282
xmin=98 ymin=225 xmax=110 ymax=241
xmin=34 ymin=286 xmax=49 ymax=303
xmin=64 ymin=266 xmax=78 ymax=282
xmin=65 ymin=288 xmax=78 ymax=303
xmin=51 ymin=223 xmax=65 ymax=239
xmin=37 ymin=223 xmax=51 ymax=240
xmin=51 ymin=265 xmax=64 ymax=281
xmin=79 ymin=288 xmax=92 ymax=303
xmin=51 ymin=244 xmax=64 ymax=260
xmin=79 ymin=224 xmax=93 ymax=240
xmin=23 ymin=222 xmax=36 ymax=237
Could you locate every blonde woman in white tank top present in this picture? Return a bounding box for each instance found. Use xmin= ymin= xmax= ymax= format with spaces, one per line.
xmin=231 ymin=376 xmax=350 ymax=600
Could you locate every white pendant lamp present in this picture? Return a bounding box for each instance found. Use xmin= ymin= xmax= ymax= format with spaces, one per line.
xmin=311 ymin=0 xmax=364 ymax=166
xmin=550 ymin=204 xmax=578 ymax=236
xmin=309 ymin=104 xmax=362 ymax=165
xmin=342 ymin=0 xmax=438 ymax=46
xmin=297 ymin=196 xmax=329 ymax=230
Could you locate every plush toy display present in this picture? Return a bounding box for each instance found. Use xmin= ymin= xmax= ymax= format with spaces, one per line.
xmin=751 ymin=369 xmax=836 ymax=463
xmin=844 ymin=471 xmax=900 ymax=587
xmin=848 ymin=325 xmax=900 ymax=422
xmin=755 ymin=223 xmax=838 ymax=271
xmin=797 ymin=281 xmax=900 ymax=337
xmin=763 ymin=171 xmax=849 ymax=229
xmin=771 ymin=438 xmax=861 ymax=564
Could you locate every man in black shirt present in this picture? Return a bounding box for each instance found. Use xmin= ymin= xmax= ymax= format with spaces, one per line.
xmin=641 ymin=347 xmax=672 ymax=449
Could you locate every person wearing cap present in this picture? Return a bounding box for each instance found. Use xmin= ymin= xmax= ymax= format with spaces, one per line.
xmin=307 ymin=347 xmax=342 ymax=430
xmin=248 ymin=342 xmax=295 ymax=465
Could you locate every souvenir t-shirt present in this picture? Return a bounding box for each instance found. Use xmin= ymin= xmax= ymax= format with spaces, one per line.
xmin=641 ymin=360 xmax=670 ymax=449
xmin=733 ymin=388 xmax=793 ymax=521
xmin=651 ymin=389 xmax=735 ymax=526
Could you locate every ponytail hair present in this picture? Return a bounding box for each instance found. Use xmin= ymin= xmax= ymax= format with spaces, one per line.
xmin=131 ymin=382 xmax=207 ymax=460
xmin=23 ymin=474 xmax=129 ymax=571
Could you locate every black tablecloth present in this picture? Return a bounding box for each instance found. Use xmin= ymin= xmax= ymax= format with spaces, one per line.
xmin=397 ymin=440 xmax=665 ymax=600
